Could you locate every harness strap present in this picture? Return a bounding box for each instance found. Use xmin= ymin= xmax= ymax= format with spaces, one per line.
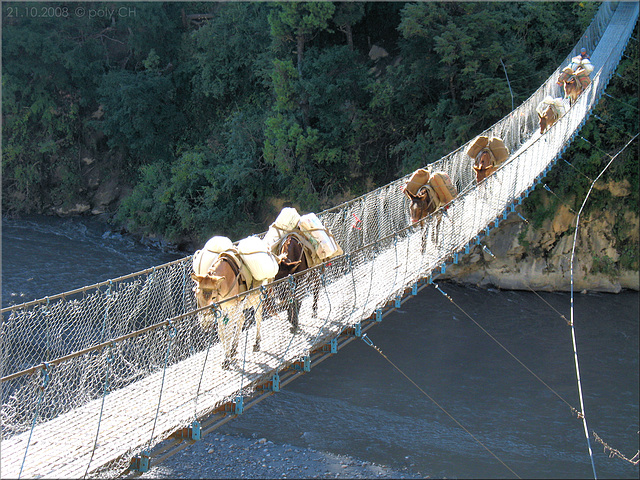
xmin=274 ymin=230 xmax=318 ymax=268
xmin=473 ymin=149 xmax=496 ymax=170
xmin=215 ymin=252 xmax=245 ymax=298
xmin=420 ymin=184 xmax=441 ymax=210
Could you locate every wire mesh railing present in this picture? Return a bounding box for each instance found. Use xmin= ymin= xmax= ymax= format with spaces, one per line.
xmin=1 ymin=2 xmax=637 ymax=478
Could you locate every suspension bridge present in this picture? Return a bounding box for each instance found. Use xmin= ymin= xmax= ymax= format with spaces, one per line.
xmin=1 ymin=3 xmax=637 ymax=478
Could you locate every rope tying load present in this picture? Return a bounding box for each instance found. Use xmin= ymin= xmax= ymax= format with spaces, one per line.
xmin=1 ymin=3 xmax=637 ymax=478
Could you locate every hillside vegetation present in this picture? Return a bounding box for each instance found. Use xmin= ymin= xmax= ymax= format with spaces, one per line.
xmin=2 ymin=2 xmax=637 ymax=251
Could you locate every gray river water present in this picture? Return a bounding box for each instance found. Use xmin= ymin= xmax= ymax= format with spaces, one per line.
xmin=2 ymin=215 xmax=638 ymax=478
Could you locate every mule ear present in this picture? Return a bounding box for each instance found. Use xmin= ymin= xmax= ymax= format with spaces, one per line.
xmin=208 ymin=275 xmax=225 ymax=287
xmin=191 ymin=272 xmax=203 ymax=282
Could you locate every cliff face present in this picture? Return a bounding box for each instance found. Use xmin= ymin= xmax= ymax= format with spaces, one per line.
xmin=441 ymin=180 xmax=639 ymax=293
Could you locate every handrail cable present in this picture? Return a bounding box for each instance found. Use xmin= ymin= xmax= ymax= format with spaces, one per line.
xmin=1 ymin=256 xmax=191 ymax=313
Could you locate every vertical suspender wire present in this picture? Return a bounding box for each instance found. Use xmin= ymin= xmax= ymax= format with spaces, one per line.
xmin=193 ymin=305 xmax=220 ymax=419
xmin=347 ymin=254 xmax=359 ymax=319
xmin=391 ymin=234 xmax=400 ymax=301
xmin=84 ymin=342 xmax=114 ymax=479
xmin=147 ymin=320 xmax=177 ymax=452
xmin=310 ymin=267 xmax=333 ymax=348
xmin=363 ymin=242 xmax=378 ymax=317
xmin=99 ymin=281 xmax=112 ymax=343
xmin=568 ymin=133 xmax=638 ymax=480
xmin=19 ymin=363 xmax=50 ymax=479
xmin=44 ymin=298 xmax=51 ymax=362
xmin=239 ymin=289 xmax=266 ymax=396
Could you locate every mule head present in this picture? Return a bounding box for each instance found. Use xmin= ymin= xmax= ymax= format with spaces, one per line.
xmin=473 ymin=150 xmax=496 ymax=183
xmin=275 ymin=235 xmax=306 ymax=280
xmin=539 ymin=105 xmax=559 ymax=134
xmin=408 ymin=186 xmax=436 ymax=223
xmin=563 ymin=77 xmax=580 ymax=105
xmin=538 ymin=111 xmax=547 ymax=134
xmin=191 ymin=272 xmax=226 ymax=309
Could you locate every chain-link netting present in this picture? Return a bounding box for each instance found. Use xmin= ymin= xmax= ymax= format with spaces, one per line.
xmin=2 ymin=3 xmax=637 ymax=478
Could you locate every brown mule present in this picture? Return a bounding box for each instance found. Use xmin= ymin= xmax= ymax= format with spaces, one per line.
xmin=473 ymin=150 xmax=498 ymax=183
xmin=538 ymin=104 xmax=559 ymax=134
xmin=406 ymin=185 xmax=439 ymax=224
xmin=191 ymin=253 xmax=262 ymax=369
xmin=558 ymin=66 xmax=590 ymax=106
xmin=271 ymin=234 xmax=320 ymax=332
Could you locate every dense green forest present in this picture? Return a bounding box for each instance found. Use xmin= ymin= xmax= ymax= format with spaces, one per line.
xmin=2 ymin=1 xmax=637 ymax=249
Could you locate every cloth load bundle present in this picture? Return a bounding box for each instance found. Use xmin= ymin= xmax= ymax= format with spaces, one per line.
xmin=297 ymin=213 xmax=343 ymax=260
xmin=466 ymin=135 xmax=510 ymax=166
xmin=264 ymin=207 xmax=343 ymax=263
xmin=428 ymin=172 xmax=457 ymax=207
xmin=569 ymin=55 xmax=594 ymax=75
xmin=404 ymin=168 xmax=431 ymax=197
xmin=237 ymin=236 xmax=280 ymax=281
xmin=403 ymin=169 xmax=457 ymax=208
xmin=536 ymin=96 xmax=567 ymax=118
xmin=192 ymin=235 xmax=234 ymax=276
xmin=263 ymin=207 xmax=301 ymax=247
xmin=558 ymin=57 xmax=592 ymax=91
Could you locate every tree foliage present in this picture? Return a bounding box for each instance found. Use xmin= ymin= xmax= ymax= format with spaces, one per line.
xmin=2 ymin=1 xmax=635 ymax=249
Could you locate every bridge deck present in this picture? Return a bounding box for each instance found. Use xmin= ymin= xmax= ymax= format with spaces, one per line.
xmin=1 ymin=270 xmax=362 ymax=479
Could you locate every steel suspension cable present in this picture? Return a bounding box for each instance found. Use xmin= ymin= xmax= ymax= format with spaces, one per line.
xmin=360 ymin=333 xmax=521 ymax=479
xmin=432 ymin=283 xmax=580 ymax=414
xmin=568 ymin=132 xmax=639 ymax=480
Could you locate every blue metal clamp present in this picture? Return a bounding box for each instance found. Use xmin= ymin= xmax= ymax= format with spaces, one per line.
xmin=130 ymin=451 xmax=150 ymax=473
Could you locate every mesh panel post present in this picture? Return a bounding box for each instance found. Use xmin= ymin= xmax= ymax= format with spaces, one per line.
xmin=130 ymin=451 xmax=150 ymax=473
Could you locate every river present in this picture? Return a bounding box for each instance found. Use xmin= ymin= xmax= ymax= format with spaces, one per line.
xmin=2 ymin=215 xmax=638 ymax=479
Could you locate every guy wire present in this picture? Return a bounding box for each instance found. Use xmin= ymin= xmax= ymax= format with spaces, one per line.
xmin=361 ymin=333 xmax=521 ymax=479
xmin=568 ymin=132 xmax=639 ymax=479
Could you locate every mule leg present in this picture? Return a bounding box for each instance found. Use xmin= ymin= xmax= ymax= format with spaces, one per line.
xmin=311 ymin=269 xmax=320 ymax=318
xmin=221 ymin=313 xmax=241 ymax=370
xmin=287 ymin=298 xmax=300 ymax=333
xmin=246 ymin=307 xmax=261 ymax=352
xmin=420 ymin=221 xmax=428 ymax=254
xmin=218 ymin=313 xmax=231 ymax=370
xmin=254 ymin=307 xmax=262 ymax=352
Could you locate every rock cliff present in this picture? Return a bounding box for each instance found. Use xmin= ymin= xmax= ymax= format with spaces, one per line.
xmin=440 ymin=180 xmax=639 ymax=293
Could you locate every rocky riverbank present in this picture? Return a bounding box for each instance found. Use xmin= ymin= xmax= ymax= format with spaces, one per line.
xmin=140 ymin=433 xmax=426 ymax=479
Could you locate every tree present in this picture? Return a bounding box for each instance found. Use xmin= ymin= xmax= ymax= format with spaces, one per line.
xmin=332 ymin=2 xmax=365 ymax=50
xmin=268 ymin=2 xmax=335 ymax=75
xmin=97 ymin=68 xmax=185 ymax=168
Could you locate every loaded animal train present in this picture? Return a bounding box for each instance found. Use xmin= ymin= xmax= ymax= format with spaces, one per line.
xmin=191 ymin=209 xmax=342 ymax=368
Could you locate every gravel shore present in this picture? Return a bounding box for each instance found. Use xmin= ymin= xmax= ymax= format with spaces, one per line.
xmin=140 ymin=432 xmax=427 ymax=479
